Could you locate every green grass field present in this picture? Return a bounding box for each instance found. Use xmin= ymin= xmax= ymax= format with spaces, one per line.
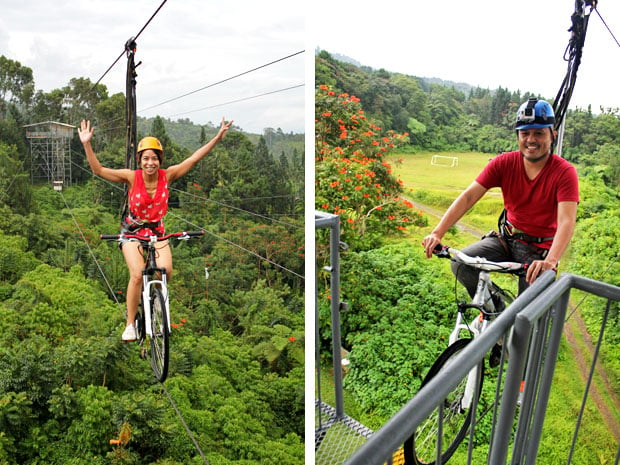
xmin=387 ymin=151 xmax=505 ymax=238
xmin=390 ymin=151 xmax=494 ymax=192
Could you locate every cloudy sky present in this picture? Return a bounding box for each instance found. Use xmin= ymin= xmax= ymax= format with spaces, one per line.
xmin=2 ymin=1 xmax=618 ymax=136
xmin=311 ymin=0 xmax=620 ymax=113
xmin=0 ymin=0 xmax=305 ymax=134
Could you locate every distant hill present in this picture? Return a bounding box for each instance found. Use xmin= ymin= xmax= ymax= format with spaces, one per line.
xmin=315 ymin=47 xmax=478 ymax=95
xmin=137 ymin=116 xmax=304 ymax=161
xmin=315 ymin=47 xmax=364 ymax=68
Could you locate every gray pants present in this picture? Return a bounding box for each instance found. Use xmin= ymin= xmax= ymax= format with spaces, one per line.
xmin=451 ymin=234 xmax=548 ymax=298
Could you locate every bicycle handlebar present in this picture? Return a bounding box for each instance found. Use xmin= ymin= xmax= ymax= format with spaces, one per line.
xmin=100 ymin=231 xmax=205 ymax=242
xmin=433 ymin=243 xmax=528 ymax=274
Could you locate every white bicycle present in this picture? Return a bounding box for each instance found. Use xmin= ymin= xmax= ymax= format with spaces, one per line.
xmin=101 ymin=230 xmax=204 ymax=382
xmin=405 ymin=244 xmax=528 ymax=465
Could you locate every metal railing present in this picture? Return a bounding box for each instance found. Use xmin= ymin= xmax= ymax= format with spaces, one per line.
xmin=342 ymin=272 xmax=620 ymax=465
xmin=315 ymin=211 xmax=619 ymax=464
xmin=316 ymin=212 xmax=379 ymax=465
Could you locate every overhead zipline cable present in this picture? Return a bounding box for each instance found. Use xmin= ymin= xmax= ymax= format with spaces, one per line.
xmin=166 ymin=83 xmax=304 ymax=118
xmin=169 ymin=186 xmax=303 ymax=230
xmin=138 ymin=50 xmax=304 ymax=113
xmin=84 ymin=49 xmax=304 ymax=138
xmin=92 ymin=82 xmax=305 ymax=134
xmin=91 ymin=0 xmax=168 ymax=88
xmin=161 ymin=386 xmax=210 ymax=464
xmin=593 ymin=6 xmax=620 ymax=49
xmin=166 ymin=211 xmax=305 ymax=279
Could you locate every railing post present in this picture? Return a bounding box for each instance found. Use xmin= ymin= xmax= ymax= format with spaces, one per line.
xmin=485 ymin=270 xmax=557 ymax=465
xmin=524 ymin=288 xmax=570 ymax=463
xmin=315 ymin=211 xmax=345 ymax=418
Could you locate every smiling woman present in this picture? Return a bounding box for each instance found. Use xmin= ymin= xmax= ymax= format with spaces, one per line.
xmin=78 ymin=117 xmax=233 ymax=341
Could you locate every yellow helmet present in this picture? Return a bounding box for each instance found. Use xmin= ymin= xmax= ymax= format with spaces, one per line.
xmin=137 ymin=136 xmax=163 ymax=162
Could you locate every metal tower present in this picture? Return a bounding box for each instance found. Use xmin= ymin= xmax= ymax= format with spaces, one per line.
xmin=24 ymin=121 xmax=74 ymax=190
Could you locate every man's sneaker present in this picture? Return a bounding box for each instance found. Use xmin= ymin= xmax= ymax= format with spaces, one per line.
xmin=489 ymin=343 xmax=503 ymax=368
xmin=122 ymin=324 xmax=137 ymax=342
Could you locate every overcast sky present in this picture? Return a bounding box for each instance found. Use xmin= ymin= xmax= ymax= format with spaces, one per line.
xmin=311 ymin=0 xmax=620 ymax=113
xmin=0 ymin=0 xmax=305 ymax=134
xmin=2 ymin=1 xmax=618 ymax=136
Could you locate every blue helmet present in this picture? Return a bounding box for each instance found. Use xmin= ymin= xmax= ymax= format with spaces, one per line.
xmin=515 ymin=98 xmax=555 ymax=130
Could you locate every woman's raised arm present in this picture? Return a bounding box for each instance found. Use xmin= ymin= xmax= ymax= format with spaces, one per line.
xmin=78 ymin=120 xmax=133 ymax=184
xmin=166 ymin=117 xmax=233 ymax=183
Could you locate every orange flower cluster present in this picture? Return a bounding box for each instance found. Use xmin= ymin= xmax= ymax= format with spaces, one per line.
xmin=315 ymin=84 xmax=417 ymax=244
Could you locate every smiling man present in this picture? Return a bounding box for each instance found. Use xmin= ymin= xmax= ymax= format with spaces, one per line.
xmin=422 ymin=98 xmax=579 ymax=298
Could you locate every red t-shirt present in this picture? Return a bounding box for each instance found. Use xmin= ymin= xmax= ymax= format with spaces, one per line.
xmin=126 ymin=169 xmax=169 ymax=235
xmin=476 ymin=151 xmax=579 ymax=247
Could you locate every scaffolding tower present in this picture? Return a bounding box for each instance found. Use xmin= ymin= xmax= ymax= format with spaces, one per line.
xmin=24 ymin=121 xmax=74 ymax=190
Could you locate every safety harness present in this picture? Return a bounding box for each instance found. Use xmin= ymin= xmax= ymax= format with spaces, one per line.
xmin=497 ymin=209 xmax=555 ymax=244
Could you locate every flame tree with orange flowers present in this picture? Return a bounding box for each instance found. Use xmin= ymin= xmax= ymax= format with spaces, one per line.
xmin=315 ymin=84 xmax=425 ymax=250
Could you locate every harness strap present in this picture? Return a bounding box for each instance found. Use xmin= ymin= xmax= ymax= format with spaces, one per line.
xmin=122 ymin=215 xmax=161 ymax=232
xmin=508 ymin=231 xmax=555 ymax=244
xmin=498 ymin=209 xmax=554 ymax=244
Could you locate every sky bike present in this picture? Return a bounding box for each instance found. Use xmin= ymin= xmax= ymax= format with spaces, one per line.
xmin=404 ymin=244 xmax=529 ymax=465
xmin=101 ymin=230 xmax=204 ymax=382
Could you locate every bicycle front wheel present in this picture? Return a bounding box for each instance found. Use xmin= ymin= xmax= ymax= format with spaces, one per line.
xmin=404 ymin=338 xmax=484 ymax=465
xmin=149 ymin=287 xmax=169 ymax=382
xmin=135 ymin=298 xmax=146 ymax=345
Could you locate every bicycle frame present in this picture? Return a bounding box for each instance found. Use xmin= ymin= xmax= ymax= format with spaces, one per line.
xmin=100 ymin=230 xmax=203 ymax=338
xmin=449 ymin=271 xmax=494 ymax=345
xmin=450 ymin=274 xmax=493 ymax=413
xmin=441 ymin=246 xmax=526 ymax=410
xmin=140 ymin=235 xmax=170 ymax=337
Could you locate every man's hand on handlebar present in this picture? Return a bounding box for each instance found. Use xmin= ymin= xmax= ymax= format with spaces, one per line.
xmin=525 ymin=259 xmax=557 ymax=284
xmin=422 ymin=233 xmax=443 ymax=259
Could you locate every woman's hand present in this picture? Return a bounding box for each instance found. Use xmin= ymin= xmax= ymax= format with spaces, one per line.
xmin=78 ymin=120 xmax=94 ymax=145
xmin=217 ymin=117 xmax=233 ymax=140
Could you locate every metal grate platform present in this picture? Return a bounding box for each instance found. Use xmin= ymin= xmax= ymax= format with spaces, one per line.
xmin=315 ymin=401 xmax=405 ymax=465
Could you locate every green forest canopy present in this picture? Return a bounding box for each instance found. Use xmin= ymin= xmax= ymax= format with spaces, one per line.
xmin=0 ymin=54 xmax=305 ymax=464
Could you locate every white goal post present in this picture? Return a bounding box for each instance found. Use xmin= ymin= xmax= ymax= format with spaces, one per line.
xmin=431 ymin=155 xmax=459 ymax=167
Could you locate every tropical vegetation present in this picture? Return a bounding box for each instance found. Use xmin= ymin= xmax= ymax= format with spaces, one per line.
xmin=315 ymin=50 xmax=619 ymax=462
xmin=0 ymin=54 xmax=305 ymax=464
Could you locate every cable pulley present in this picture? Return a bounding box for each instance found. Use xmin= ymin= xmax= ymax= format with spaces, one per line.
xmin=121 ymin=37 xmax=140 ymax=221
xmin=554 ymin=1 xmax=596 ymax=128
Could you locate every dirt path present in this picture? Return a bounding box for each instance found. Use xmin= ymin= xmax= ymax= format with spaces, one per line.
xmin=563 ymin=306 xmax=620 ymax=442
xmin=415 ymin=200 xmax=620 ymax=441
xmin=409 ymin=200 xmax=485 ymax=238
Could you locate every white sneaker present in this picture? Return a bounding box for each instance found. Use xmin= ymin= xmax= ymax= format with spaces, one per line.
xmin=122 ymin=324 xmax=137 ymax=342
